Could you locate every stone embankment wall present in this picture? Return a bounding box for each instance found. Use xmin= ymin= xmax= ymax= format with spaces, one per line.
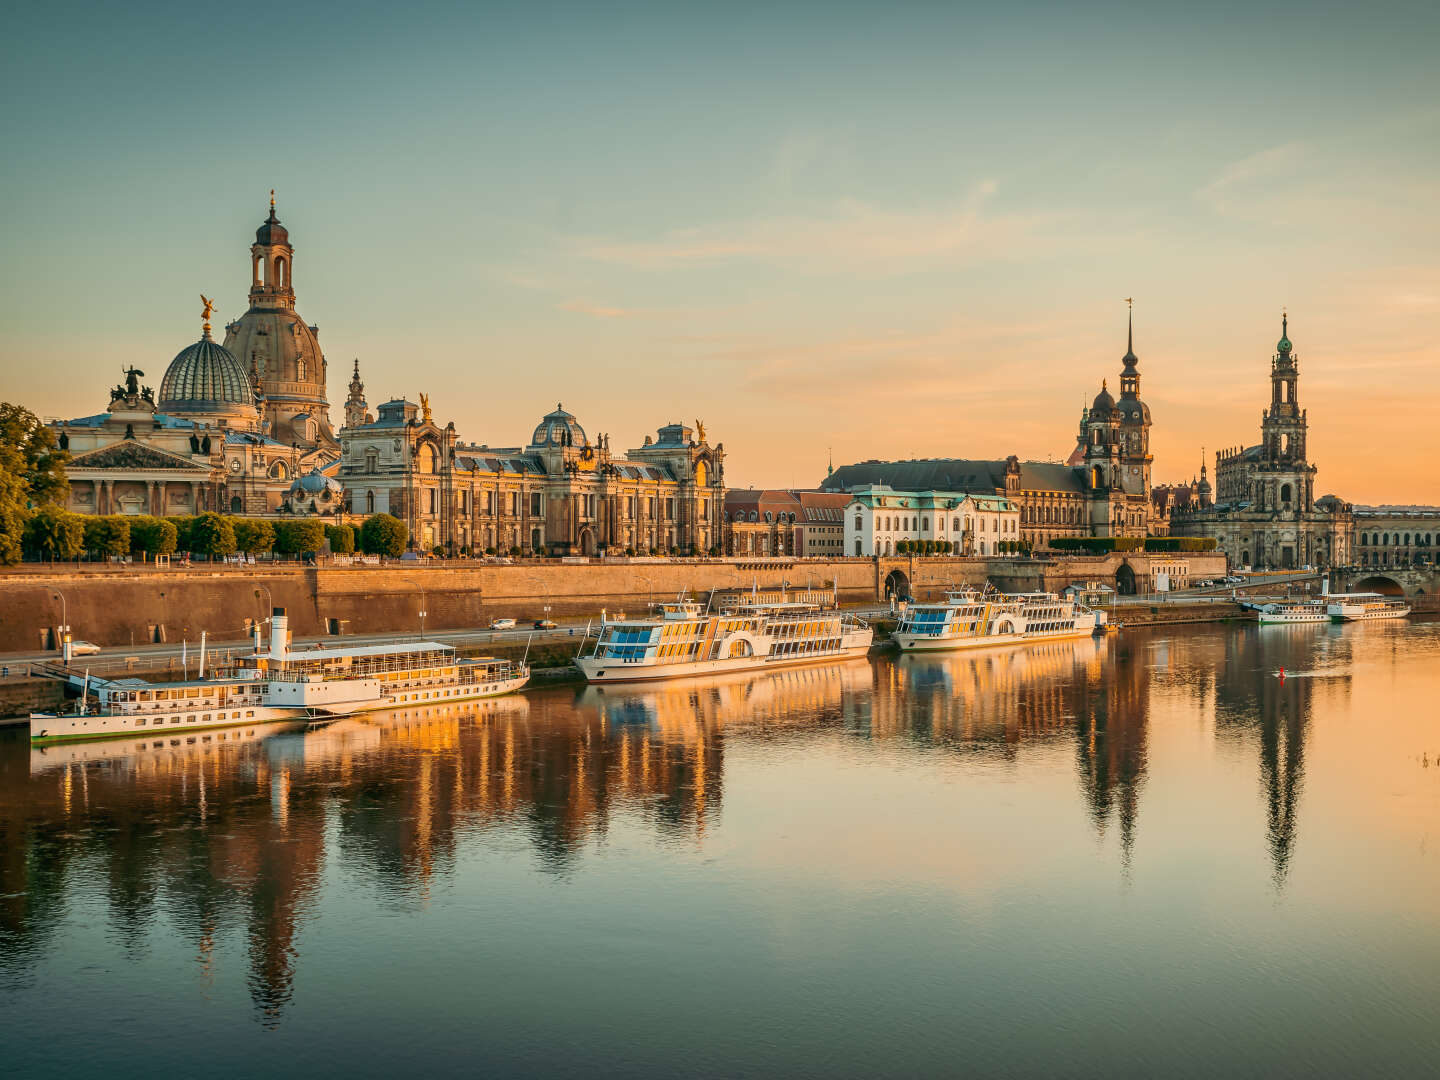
xmin=0 ymin=552 xmax=1229 ymax=654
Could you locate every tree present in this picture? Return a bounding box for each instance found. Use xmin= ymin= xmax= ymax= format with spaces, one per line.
xmin=84 ymin=515 xmax=130 ymax=558
xmin=0 ymin=441 xmax=26 ymax=564
xmin=130 ymin=516 xmax=178 ymax=558
xmin=190 ymin=513 xmax=236 ymax=558
xmin=359 ymin=513 xmax=407 ymax=557
xmin=0 ymin=402 xmax=70 ymax=507
xmin=275 ymin=519 xmax=325 ymax=555
xmin=324 ymin=523 xmax=355 ymax=554
xmin=24 ymin=506 xmax=84 ymax=561
xmin=166 ymin=516 xmax=195 ymax=553
xmin=233 ymin=518 xmax=276 ymax=555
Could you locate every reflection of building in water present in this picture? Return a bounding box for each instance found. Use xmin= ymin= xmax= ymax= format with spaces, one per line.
xmin=865 ymin=636 xmax=1105 ymax=752
xmin=1073 ymin=637 xmax=1150 ymax=866
xmin=1208 ymin=626 xmax=1346 ymax=886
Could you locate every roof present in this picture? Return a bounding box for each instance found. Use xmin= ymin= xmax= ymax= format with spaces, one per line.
xmin=59 ymin=412 xmax=198 ymax=430
xmin=275 ymin=640 xmax=455 ymax=662
xmin=824 ymin=458 xmax=1084 ymax=495
xmin=225 ymin=430 xmax=288 ymax=447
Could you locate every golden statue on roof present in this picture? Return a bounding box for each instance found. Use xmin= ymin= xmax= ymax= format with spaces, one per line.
xmin=695 ymin=418 xmax=706 ymax=443
xmin=419 ymin=393 xmax=432 ymax=422
xmin=200 ymin=294 xmax=216 ymax=331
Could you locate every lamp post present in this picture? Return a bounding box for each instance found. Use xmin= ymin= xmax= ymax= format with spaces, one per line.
xmin=418 ymin=586 xmax=427 ymax=636
xmin=53 ymin=590 xmax=71 ymax=664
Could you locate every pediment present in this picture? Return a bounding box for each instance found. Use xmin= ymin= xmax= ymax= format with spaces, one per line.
xmin=70 ymin=442 xmax=205 ymax=471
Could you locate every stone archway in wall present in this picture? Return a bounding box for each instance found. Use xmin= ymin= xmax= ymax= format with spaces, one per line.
xmin=578 ymin=526 xmax=597 ymax=556
xmin=884 ymin=569 xmax=911 ymax=600
xmin=1354 ymin=575 xmax=1405 ymax=596
xmin=1115 ymin=563 xmax=1138 ymax=596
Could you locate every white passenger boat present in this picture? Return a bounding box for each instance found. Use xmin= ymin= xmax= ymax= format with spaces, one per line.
xmin=30 ymin=608 xmax=529 ymax=742
xmin=1257 ymin=601 xmax=1328 ymax=624
xmin=891 ymin=589 xmax=1099 ymax=652
xmin=1325 ymin=592 xmax=1411 ymax=622
xmin=575 ymin=594 xmax=873 ymax=683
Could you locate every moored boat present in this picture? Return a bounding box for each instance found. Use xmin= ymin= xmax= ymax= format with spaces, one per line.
xmin=30 ymin=608 xmax=529 ymax=743
xmin=1325 ymin=592 xmax=1411 ymax=622
xmin=891 ymin=589 xmax=1099 ymax=652
xmin=575 ymin=593 xmax=872 ymax=683
xmin=1257 ymin=601 xmax=1328 ymax=624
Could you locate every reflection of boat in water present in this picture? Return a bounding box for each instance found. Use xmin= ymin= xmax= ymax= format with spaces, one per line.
xmin=576 ymin=594 xmax=872 ymax=683
xmin=896 ymin=632 xmax=1103 ymax=689
xmin=29 ymin=607 xmax=529 ymax=744
xmin=578 ymin=657 xmax=874 ymax=733
xmin=892 ymin=590 xmax=1099 ymax=652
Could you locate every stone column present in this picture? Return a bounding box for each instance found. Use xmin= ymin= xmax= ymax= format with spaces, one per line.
xmin=189 ymin=482 xmax=199 ymax=514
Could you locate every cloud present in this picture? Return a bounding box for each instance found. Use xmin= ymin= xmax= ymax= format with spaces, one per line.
xmin=566 ymin=181 xmax=1063 ymax=272
xmin=1197 ymin=142 xmax=1307 ymax=214
xmin=558 ymin=298 xmax=632 ymax=319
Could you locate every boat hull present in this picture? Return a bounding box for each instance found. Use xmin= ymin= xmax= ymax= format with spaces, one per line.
xmin=892 ymin=624 xmax=1097 ymax=653
xmin=576 ymin=642 xmax=872 ymax=683
xmin=1327 ymin=607 xmax=1411 ymax=622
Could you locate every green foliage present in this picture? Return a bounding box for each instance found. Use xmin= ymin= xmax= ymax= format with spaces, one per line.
xmin=275 ymin=519 xmax=325 ymax=555
xmin=233 ymin=518 xmax=276 ymax=555
xmin=0 ymin=442 xmax=27 ymax=564
xmin=324 ymin=523 xmax=356 ymax=554
xmin=129 ymin=516 xmax=178 ymax=558
xmin=509 ymin=545 xmax=521 ymax=556
xmin=359 ymin=513 xmax=407 ymax=557
xmin=1144 ymin=536 xmax=1219 ymax=552
xmin=485 ymin=546 xmax=497 ymax=556
xmin=1049 ymin=536 xmax=1146 ymax=554
xmin=166 ymin=516 xmax=195 ymax=552
xmin=24 ymin=506 xmax=85 ymax=561
xmin=0 ymin=402 xmax=70 ymax=507
xmin=189 ymin=513 xmax=236 ymax=558
xmin=83 ymin=515 xmax=130 ymax=558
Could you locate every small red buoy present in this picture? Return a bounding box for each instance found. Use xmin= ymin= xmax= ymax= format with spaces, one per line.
xmin=1280 ymin=666 xmax=1286 ymax=682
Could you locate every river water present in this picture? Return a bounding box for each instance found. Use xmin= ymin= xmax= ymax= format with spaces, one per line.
xmin=2 ymin=620 xmax=1438 ymax=1077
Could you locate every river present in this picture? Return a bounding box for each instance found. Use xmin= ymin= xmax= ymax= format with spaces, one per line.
xmin=2 ymin=619 xmax=1438 ymax=1077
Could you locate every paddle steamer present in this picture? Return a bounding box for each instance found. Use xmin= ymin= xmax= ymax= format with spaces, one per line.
xmin=1325 ymin=592 xmax=1411 ymax=622
xmin=891 ymin=589 xmax=1100 ymax=652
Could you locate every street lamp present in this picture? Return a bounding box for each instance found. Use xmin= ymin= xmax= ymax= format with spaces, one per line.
xmin=419 ymin=586 xmax=427 ymax=636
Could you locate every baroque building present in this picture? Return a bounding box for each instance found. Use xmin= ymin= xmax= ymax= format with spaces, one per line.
xmin=337 ymin=381 xmax=725 ymax=555
xmin=1169 ymin=316 xmax=1353 ymax=568
xmin=722 ymin=490 xmax=850 ymax=557
xmin=823 ymin=312 xmax=1154 ymax=547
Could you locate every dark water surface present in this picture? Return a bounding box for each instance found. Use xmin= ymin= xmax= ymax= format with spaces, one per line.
xmin=3 ymin=620 xmax=1439 ymax=1078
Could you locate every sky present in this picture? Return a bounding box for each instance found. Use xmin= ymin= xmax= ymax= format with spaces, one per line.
xmin=1 ymin=0 xmax=1437 ymax=501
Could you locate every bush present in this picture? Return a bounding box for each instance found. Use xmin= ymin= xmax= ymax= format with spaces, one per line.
xmin=233 ymin=518 xmax=276 ymax=555
xmin=359 ymin=513 xmax=407 ymax=557
xmin=1049 ymin=537 xmax=1145 ymax=554
xmin=190 ymin=513 xmax=236 ymax=558
xmin=129 ymin=516 xmax=178 ymax=558
xmin=84 ymin=515 xmax=130 ymax=559
xmin=484 ymin=546 xmax=497 ymax=556
xmin=275 ymin=519 xmax=325 ymax=555
xmin=324 ymin=523 xmax=355 ymax=554
xmin=509 ymin=545 xmax=521 ymax=556
xmin=24 ymin=506 xmax=84 ymax=561
xmin=1144 ymin=536 xmax=1219 ymax=552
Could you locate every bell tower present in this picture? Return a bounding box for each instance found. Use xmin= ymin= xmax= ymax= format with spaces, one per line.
xmin=1256 ymin=310 xmax=1316 ymax=519
xmin=250 ymin=190 xmax=295 ymax=312
xmin=344 ymin=360 xmax=370 ymax=429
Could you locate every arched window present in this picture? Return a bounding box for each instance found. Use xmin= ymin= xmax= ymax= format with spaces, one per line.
xmin=953 ymin=517 xmax=960 ymax=531
xmin=366 ymin=490 xmax=375 ymax=513
xmin=1280 ymin=483 xmax=1292 ymax=504
xmin=922 ymin=517 xmax=929 ymax=531
xmin=274 ymin=255 xmax=288 ymax=289
xmin=1404 ymin=533 xmax=1411 ymax=545
xmin=1383 ymin=533 xmax=1389 ymax=545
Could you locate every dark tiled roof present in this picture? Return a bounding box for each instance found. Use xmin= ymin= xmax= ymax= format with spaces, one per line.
xmin=823 ymin=459 xmax=1084 ymax=495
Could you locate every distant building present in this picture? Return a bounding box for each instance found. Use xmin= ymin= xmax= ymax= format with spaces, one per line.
xmin=842 ymin=484 xmax=1019 ymax=557
xmin=723 ymin=490 xmax=850 ymax=556
xmin=338 ymin=389 xmax=725 ymax=555
xmin=1170 ymin=316 xmax=1353 ymax=569
xmin=1352 ymin=506 xmax=1440 ymax=567
xmin=824 ymin=311 xmax=1155 ymax=546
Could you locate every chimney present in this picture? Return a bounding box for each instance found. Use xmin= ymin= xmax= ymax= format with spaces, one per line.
xmin=270 ymin=607 xmax=289 ymax=659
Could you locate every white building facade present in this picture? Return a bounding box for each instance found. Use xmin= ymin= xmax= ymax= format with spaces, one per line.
xmin=844 ymin=485 xmax=1020 ymax=557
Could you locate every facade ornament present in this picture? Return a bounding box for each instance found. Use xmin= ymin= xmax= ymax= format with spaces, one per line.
xmin=420 ymin=393 xmax=432 ymax=423
xmin=695 ymin=419 xmax=706 ymax=444
xmin=200 ymin=294 xmax=216 ymax=332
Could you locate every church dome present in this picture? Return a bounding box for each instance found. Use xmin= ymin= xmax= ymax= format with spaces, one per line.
xmin=529 ymin=404 xmax=586 ymax=448
xmin=159 ymin=331 xmax=256 ymax=417
xmin=1091 ymin=382 xmax=1115 ymax=414
xmin=256 ymin=205 xmax=289 ymax=247
xmin=289 ymin=468 xmax=342 ymax=499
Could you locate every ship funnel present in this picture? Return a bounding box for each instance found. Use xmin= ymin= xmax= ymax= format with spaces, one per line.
xmin=270 ymin=607 xmax=289 ymax=659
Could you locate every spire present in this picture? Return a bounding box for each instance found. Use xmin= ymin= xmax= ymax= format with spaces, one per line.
xmin=1277 ymin=307 xmax=1293 ymax=356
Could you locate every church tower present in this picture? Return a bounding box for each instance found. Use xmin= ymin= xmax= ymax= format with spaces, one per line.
xmin=1115 ymin=302 xmax=1152 ymax=499
xmin=1257 ymin=312 xmax=1315 ymax=514
xmin=343 ymin=360 xmax=371 ymax=429
xmin=1083 ymin=380 xmax=1124 ymax=535
xmin=223 ymin=193 xmax=338 ymax=455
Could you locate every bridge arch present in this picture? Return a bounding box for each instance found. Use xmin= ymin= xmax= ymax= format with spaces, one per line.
xmin=884 ymin=569 xmax=911 ymax=600
xmin=1115 ymin=563 xmax=1137 ymax=596
xmin=1354 ymin=574 xmax=1405 ymax=596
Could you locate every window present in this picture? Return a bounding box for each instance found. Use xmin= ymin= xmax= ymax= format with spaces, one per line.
xmin=531 ymin=492 xmax=542 ymax=516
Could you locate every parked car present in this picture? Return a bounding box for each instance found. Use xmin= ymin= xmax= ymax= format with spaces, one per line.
xmin=489 ymin=618 xmax=517 ymax=630
xmin=68 ymin=640 xmax=102 ymax=656
xmin=533 ymin=619 xmax=558 ymax=630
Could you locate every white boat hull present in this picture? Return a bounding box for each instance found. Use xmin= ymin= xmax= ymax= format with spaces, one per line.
xmin=1327 ymin=606 xmax=1411 ymax=622
xmin=577 ymin=642 xmax=872 ymax=683
xmin=1257 ymin=611 xmax=1327 ymax=624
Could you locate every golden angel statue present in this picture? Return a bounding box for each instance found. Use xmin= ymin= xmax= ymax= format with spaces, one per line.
xmin=420 ymin=393 xmax=432 ymax=422
xmin=200 ymin=294 xmax=216 ymax=325
xmin=694 ymin=418 xmax=706 ymax=443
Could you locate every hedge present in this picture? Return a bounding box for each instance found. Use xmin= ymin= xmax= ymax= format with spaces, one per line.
xmin=1049 ymin=537 xmax=1146 ymax=554
xmin=1143 ymin=536 xmax=1219 ymax=552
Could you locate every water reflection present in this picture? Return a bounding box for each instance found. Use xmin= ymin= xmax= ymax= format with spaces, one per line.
xmin=0 ymin=621 xmax=1405 ymax=1032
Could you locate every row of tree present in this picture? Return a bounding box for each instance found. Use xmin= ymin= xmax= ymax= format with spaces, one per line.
xmin=0 ymin=403 xmax=72 ymax=563
xmin=892 ymin=539 xmax=1035 ymax=555
xmin=1048 ymin=536 xmax=1219 ymax=554
xmin=20 ymin=510 xmax=411 ymax=561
